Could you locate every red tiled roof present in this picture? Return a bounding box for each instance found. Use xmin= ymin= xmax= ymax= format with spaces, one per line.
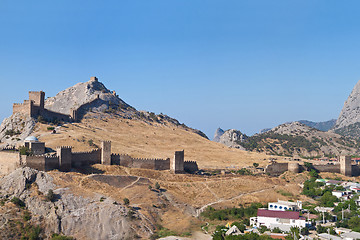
xmin=257 ymin=209 xmax=300 ymax=219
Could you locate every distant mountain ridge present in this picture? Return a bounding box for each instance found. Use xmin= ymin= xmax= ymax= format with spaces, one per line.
xmin=214 ymin=121 xmax=359 ymax=157
xmin=298 ymin=119 xmax=336 ymax=132
xmin=241 ymin=122 xmax=359 ymax=157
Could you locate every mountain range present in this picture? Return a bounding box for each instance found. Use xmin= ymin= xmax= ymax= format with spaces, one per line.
xmin=214 ymin=80 xmax=360 ymax=157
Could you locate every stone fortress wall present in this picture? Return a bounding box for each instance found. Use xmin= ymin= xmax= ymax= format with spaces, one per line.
xmin=13 ymin=90 xmax=75 ymax=122
xmin=265 ymin=156 xmax=358 ymax=177
xmin=0 ymin=141 xmax=198 ymax=175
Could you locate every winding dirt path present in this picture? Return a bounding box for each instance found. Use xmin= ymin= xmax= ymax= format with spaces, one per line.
xmin=196 ymin=186 xmax=276 ymax=217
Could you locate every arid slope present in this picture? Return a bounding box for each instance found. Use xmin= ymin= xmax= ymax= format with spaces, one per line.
xmin=35 ymin=113 xmax=272 ymax=169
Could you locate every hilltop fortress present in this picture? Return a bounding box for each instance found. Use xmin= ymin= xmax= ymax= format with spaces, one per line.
xmin=12 ymin=77 xmax=105 ymax=122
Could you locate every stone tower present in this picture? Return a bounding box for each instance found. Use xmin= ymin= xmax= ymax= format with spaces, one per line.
xmin=29 ymin=91 xmax=45 ymax=109
xmin=101 ymin=141 xmax=111 ymax=165
xmin=57 ymin=146 xmax=72 ymax=172
xmin=171 ymin=150 xmax=184 ymax=174
xmin=340 ymin=156 xmax=352 ymax=176
xmin=288 ymin=162 xmax=300 ymax=173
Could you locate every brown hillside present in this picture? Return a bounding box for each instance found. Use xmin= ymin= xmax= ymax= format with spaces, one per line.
xmin=33 ymin=113 xmax=272 ymax=169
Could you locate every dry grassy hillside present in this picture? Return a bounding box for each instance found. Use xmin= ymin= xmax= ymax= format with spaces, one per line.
xmin=34 ymin=113 xmax=272 ymax=169
xmin=47 ymin=165 xmax=311 ymax=236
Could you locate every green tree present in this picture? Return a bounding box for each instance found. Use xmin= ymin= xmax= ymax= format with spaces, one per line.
xmin=155 ymin=182 xmax=160 ymax=190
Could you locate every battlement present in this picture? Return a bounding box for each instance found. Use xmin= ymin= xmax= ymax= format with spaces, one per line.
xmin=56 ymin=146 xmax=73 ymax=149
xmin=29 ymin=91 xmax=44 ymax=94
xmin=1 ymin=146 xmax=16 ymax=151
xmin=72 ymin=149 xmax=100 ymax=154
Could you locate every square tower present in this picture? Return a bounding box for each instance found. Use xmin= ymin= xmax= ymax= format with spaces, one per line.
xmin=340 ymin=156 xmax=352 ymax=176
xmin=101 ymin=141 xmax=111 ymax=165
xmin=29 ymin=91 xmax=45 ymax=109
xmin=171 ymin=150 xmax=184 ymax=174
xmin=57 ymin=146 xmax=72 ymax=171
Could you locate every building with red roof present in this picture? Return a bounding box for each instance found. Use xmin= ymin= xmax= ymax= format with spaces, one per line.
xmin=250 ymin=209 xmax=308 ymax=231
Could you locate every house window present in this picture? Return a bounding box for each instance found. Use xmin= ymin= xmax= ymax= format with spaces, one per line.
xmin=279 ymin=206 xmax=283 ymax=209
xmin=284 ymin=207 xmax=287 ymax=210
xmin=275 ymin=205 xmax=278 ymax=209
xmin=270 ymin=205 xmax=273 ymax=208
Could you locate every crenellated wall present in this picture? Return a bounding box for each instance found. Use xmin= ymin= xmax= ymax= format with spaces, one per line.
xmin=184 ymin=161 xmax=199 ymax=173
xmin=71 ymin=149 xmax=101 ymax=167
xmin=111 ymin=154 xmax=171 ymax=170
xmin=2 ymin=140 xmax=193 ymax=174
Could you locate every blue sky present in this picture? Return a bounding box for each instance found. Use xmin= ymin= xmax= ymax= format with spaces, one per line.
xmin=1 ymin=1 xmax=360 ymax=138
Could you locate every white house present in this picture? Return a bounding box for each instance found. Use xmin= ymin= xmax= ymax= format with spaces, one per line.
xmin=268 ymin=200 xmax=302 ymax=212
xmin=250 ymin=209 xmax=308 ymax=231
xmin=341 ymin=231 xmax=360 ymax=240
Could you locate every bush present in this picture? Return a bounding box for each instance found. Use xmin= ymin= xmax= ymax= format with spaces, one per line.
xmin=123 ymin=198 xmax=130 ymax=205
xmin=19 ymin=146 xmax=32 ymax=156
xmin=23 ymin=211 xmax=31 ymax=221
xmin=51 ymin=233 xmax=74 ymax=240
xmin=47 ymin=126 xmax=55 ymax=131
xmin=5 ymin=129 xmax=21 ymax=136
xmin=46 ymin=189 xmax=55 ymax=202
xmin=155 ymin=182 xmax=160 ymax=190
xmin=11 ymin=197 xmax=25 ymax=208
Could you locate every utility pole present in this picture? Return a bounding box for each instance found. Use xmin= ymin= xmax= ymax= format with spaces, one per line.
xmin=342 ymin=208 xmax=344 ymax=220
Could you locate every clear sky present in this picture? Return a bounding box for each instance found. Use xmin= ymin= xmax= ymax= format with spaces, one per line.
xmin=1 ymin=1 xmax=360 ymax=138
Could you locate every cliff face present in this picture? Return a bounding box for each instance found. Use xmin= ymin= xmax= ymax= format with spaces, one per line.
xmin=213 ymin=128 xmax=247 ymax=150
xmin=0 ymin=167 xmax=152 ymax=239
xmin=334 ymin=80 xmax=360 ymax=130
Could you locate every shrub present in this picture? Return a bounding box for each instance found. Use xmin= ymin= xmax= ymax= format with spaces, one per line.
xmin=51 ymin=233 xmax=74 ymax=240
xmin=47 ymin=126 xmax=55 ymax=131
xmin=155 ymin=182 xmax=160 ymax=190
xmin=10 ymin=197 xmax=25 ymax=207
xmin=23 ymin=211 xmax=31 ymax=221
xmin=123 ymin=198 xmax=130 ymax=205
xmin=100 ymin=197 xmax=106 ymax=202
xmin=253 ymin=163 xmax=259 ymax=168
xmin=19 ymin=146 xmax=32 ymax=156
xmin=46 ymin=190 xmax=55 ymax=202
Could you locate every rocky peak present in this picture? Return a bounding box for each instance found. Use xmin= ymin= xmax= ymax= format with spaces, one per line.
xmin=334 ymin=80 xmax=360 ymax=130
xmin=45 ymin=77 xmax=130 ymax=115
xmin=214 ymin=128 xmax=248 ymax=150
xmin=270 ymin=121 xmax=315 ymax=135
xmin=213 ymin=127 xmax=225 ymax=142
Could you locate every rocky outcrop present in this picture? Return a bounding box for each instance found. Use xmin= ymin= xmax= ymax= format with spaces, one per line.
xmin=45 ymin=77 xmax=131 ymax=116
xmin=334 ymin=80 xmax=360 ymax=131
xmin=0 ymin=167 xmax=152 ymax=239
xmin=0 ymin=113 xmax=36 ymax=147
xmin=214 ymin=129 xmax=248 ymax=150
xmin=213 ymin=128 xmax=225 ymax=142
